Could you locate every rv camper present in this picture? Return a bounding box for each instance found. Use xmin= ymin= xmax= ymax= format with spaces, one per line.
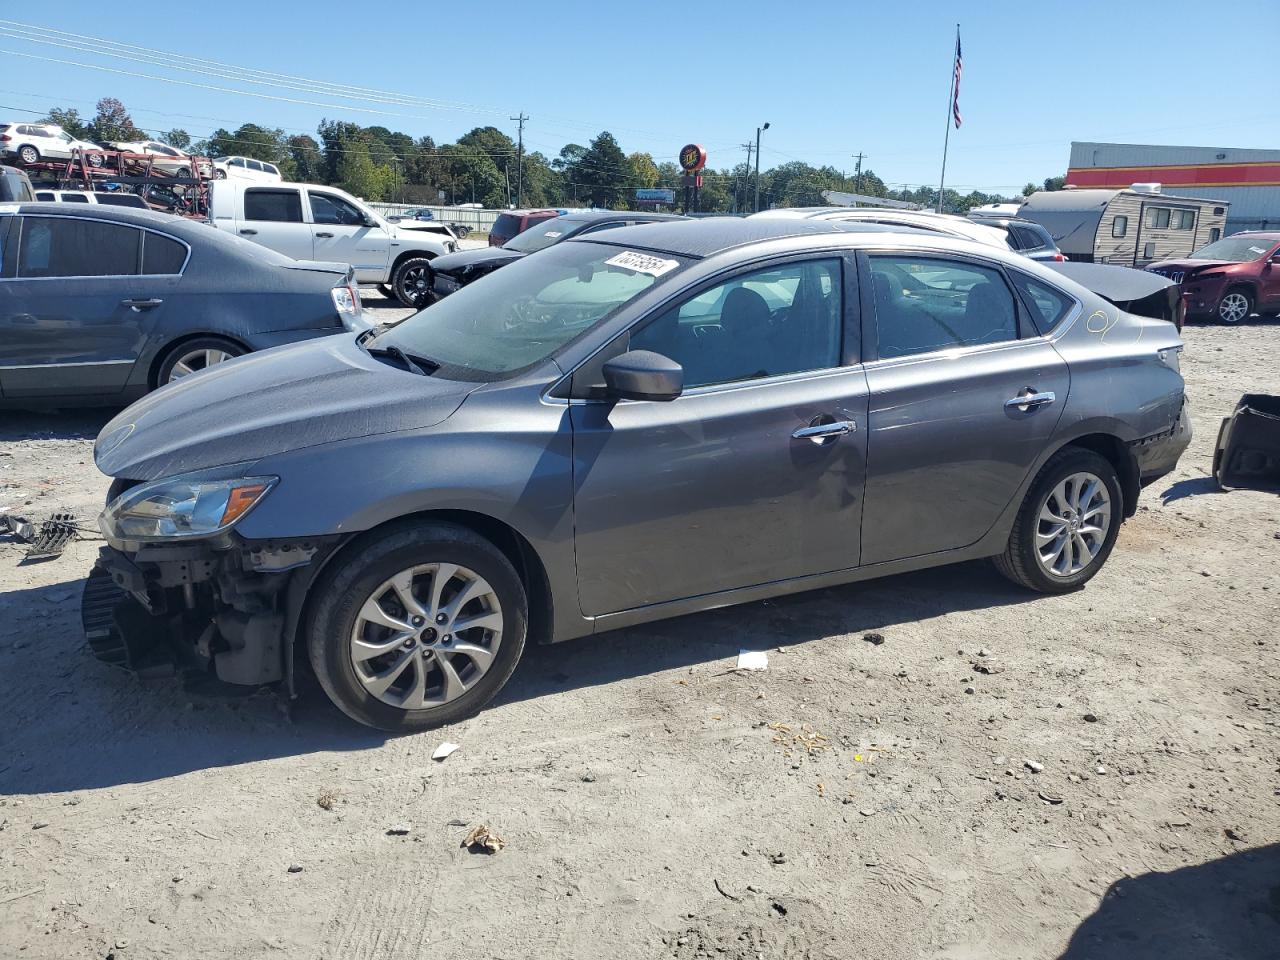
xmin=1018 ymin=185 xmax=1229 ymax=268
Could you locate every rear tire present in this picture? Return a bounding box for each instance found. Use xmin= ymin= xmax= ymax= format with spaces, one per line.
xmin=307 ymin=522 xmax=528 ymax=731
xmin=391 ymin=256 xmax=436 ymax=308
xmin=993 ymin=447 xmax=1122 ymax=594
xmin=155 ymin=336 xmax=245 ymax=387
xmin=1216 ymin=288 xmax=1252 ymax=324
xmin=17 ymin=145 xmax=39 ymax=165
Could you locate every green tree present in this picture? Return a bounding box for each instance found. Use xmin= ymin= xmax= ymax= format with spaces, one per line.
xmin=162 ymin=128 xmax=191 ymax=150
xmin=287 ymin=134 xmax=324 ymax=183
xmin=1043 ymin=175 xmax=1066 ymax=191
xmin=574 ymin=131 xmax=629 ymax=208
xmin=207 ymin=123 xmax=285 ymax=161
xmin=42 ymin=106 xmax=87 ymax=139
xmin=627 ymin=152 xmax=660 ymax=190
xmin=337 ymin=139 xmax=382 ymax=200
xmin=87 ymin=97 xmax=138 ymax=143
xmin=1022 ymin=182 xmax=1038 ymax=197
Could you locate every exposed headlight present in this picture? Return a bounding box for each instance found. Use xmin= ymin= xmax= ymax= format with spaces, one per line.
xmin=101 ymin=475 xmax=278 ymax=541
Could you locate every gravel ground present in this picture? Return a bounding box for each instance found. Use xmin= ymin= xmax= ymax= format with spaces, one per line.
xmin=0 ymin=315 xmax=1277 ymax=960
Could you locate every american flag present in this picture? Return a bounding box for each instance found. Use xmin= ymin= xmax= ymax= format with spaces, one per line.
xmin=951 ymin=33 xmax=963 ymax=128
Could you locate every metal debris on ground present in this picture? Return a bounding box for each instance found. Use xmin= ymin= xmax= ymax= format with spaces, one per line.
xmin=461 ymin=823 xmax=505 ymax=853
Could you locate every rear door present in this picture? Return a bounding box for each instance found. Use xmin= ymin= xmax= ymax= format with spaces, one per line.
xmin=858 ymin=250 xmax=1070 ymax=564
xmin=0 ymin=214 xmax=178 ymax=398
xmin=307 ymin=190 xmax=389 ymax=281
xmin=239 ymin=187 xmax=312 ymax=261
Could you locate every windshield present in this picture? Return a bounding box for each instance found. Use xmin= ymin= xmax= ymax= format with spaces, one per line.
xmin=372 ymin=242 xmax=686 ymax=379
xmin=1189 ymin=236 xmax=1277 ymax=262
xmin=503 ymin=217 xmax=579 ymax=254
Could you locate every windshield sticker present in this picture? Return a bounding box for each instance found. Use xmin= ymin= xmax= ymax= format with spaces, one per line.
xmin=1249 ymin=246 xmax=1267 ymax=256
xmin=605 ymin=250 xmax=680 ymax=277
xmin=543 ymin=230 xmax=562 ymax=238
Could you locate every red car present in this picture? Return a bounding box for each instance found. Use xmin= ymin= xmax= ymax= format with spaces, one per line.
xmin=1147 ymin=232 xmax=1280 ymax=324
xmin=488 ymin=208 xmax=560 ymax=247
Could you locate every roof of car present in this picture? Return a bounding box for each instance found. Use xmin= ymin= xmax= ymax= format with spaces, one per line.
xmin=570 ymin=216 xmax=939 ymax=258
xmin=557 ymin=210 xmax=686 ymax=225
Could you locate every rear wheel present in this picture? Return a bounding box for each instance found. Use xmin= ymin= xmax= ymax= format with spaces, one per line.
xmin=993 ymin=447 xmax=1122 ymax=593
xmin=391 ymin=256 xmax=436 ymax=308
xmin=1216 ymin=288 xmax=1252 ymax=324
xmin=17 ymin=145 xmax=39 ymax=165
xmin=307 ymin=522 xmax=527 ymax=731
xmin=156 ymin=336 xmax=245 ymax=386
xmin=87 ymin=153 xmax=105 ymax=168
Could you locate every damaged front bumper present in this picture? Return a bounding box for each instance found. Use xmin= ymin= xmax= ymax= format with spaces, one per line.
xmin=83 ymin=533 xmax=337 ymax=689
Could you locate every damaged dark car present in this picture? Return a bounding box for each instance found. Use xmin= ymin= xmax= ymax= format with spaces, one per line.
xmin=86 ymin=219 xmax=1191 ymax=730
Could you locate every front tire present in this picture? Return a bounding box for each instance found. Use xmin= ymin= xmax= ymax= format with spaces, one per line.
xmin=17 ymin=145 xmax=39 ymax=165
xmin=993 ymin=447 xmax=1122 ymax=594
xmin=391 ymin=256 xmax=436 ymax=308
xmin=1216 ymin=288 xmax=1253 ymax=324
xmin=307 ymin=522 xmax=528 ymax=731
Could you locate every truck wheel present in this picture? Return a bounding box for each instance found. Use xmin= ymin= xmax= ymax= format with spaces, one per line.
xmin=993 ymin=447 xmax=1122 ymax=594
xmin=18 ymin=145 xmax=39 ymax=165
xmin=156 ymin=336 xmax=245 ymax=386
xmin=1216 ymin=288 xmax=1252 ymax=324
xmin=391 ymin=256 xmax=436 ymax=308
xmin=307 ymin=522 xmax=528 ymax=731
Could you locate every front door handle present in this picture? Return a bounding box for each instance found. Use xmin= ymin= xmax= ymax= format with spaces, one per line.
xmin=121 ymin=298 xmax=163 ymax=311
xmin=792 ymin=419 xmax=856 ymax=444
xmin=239 ymin=228 xmax=258 ymax=235
xmin=315 ymin=231 xmax=334 ymax=238
xmin=1005 ymin=389 xmax=1056 ymax=411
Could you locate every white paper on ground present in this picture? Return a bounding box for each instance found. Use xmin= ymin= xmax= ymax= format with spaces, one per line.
xmin=432 ymin=742 xmax=460 ymax=761
xmin=736 ymin=650 xmax=769 ymax=671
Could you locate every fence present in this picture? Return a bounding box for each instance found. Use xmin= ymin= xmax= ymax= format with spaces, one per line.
xmin=368 ymin=203 xmax=501 ymax=235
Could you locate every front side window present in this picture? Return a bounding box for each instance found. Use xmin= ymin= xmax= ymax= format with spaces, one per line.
xmin=1112 ymin=215 xmax=1128 ymax=238
xmin=17 ymin=217 xmax=140 ymax=277
xmin=229 ymin=157 xmax=246 ymax=168
xmin=244 ymin=189 xmax=303 ymax=223
xmin=373 ymin=242 xmax=686 ymax=380
xmin=630 ymin=259 xmax=843 ymax=388
xmin=309 ymin=192 xmax=365 ymax=226
xmin=870 ymin=255 xmax=1018 ymax=359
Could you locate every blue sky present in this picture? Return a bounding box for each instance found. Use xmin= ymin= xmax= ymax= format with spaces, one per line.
xmin=1 ymin=1 xmax=1276 ymax=196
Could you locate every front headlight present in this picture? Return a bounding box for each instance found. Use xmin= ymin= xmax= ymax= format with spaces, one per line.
xmin=101 ymin=475 xmax=278 ymax=541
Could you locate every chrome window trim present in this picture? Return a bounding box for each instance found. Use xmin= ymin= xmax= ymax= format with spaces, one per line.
xmin=0 ymin=212 xmax=192 ymax=279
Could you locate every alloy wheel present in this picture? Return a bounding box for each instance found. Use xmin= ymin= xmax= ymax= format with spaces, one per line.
xmin=18 ymin=146 xmax=37 ymax=164
xmin=1217 ymin=292 xmax=1249 ymax=324
xmin=1034 ymin=471 xmax=1112 ymax=578
xmin=399 ymin=265 xmax=433 ymax=307
xmin=168 ymin=348 xmax=234 ymax=381
xmin=349 ymin=563 xmax=503 ymax=710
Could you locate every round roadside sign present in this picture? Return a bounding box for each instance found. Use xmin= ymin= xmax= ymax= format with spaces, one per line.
xmin=679 ymin=144 xmax=707 ymax=173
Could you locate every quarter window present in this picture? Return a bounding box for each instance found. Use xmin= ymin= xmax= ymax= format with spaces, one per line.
xmin=244 ymin=188 xmax=303 ymax=222
xmin=16 ymin=217 xmax=140 ymax=277
xmin=1112 ymin=215 xmax=1128 ymax=238
xmin=630 ymin=259 xmax=843 ymax=388
xmin=869 ymin=255 xmax=1018 ymax=359
xmin=142 ymin=233 xmax=187 ymax=274
xmin=309 ymin=192 xmax=366 ymax=225
xmin=1011 ymin=273 xmax=1074 ymax=334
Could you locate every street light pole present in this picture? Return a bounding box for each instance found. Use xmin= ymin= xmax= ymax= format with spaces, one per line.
xmin=753 ymin=122 xmax=770 ymax=213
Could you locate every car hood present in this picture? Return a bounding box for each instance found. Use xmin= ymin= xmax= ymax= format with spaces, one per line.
xmin=430 ymin=246 xmax=523 ymax=277
xmin=1146 ymin=258 xmax=1238 ymax=275
xmin=95 ymin=335 xmax=480 ymax=481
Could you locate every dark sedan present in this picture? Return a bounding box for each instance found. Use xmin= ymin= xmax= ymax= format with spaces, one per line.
xmin=424 ymin=210 xmax=685 ymax=306
xmin=0 ymin=203 xmax=371 ymax=408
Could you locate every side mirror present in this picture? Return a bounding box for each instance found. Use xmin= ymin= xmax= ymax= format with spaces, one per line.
xmin=603 ymin=350 xmax=683 ymax=402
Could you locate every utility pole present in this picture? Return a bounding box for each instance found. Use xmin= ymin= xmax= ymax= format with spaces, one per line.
xmin=510 ymin=112 xmax=528 ymax=208
xmin=754 ymin=121 xmax=770 ymax=212
xmin=852 ymin=152 xmax=864 ymax=194
xmin=737 ymin=141 xmax=754 ymax=212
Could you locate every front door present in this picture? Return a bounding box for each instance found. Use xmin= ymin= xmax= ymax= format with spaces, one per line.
xmin=240 ymin=188 xmax=313 ymax=261
xmin=308 ymin=191 xmax=388 ymax=282
xmin=858 ymin=252 xmax=1070 ymax=564
xmin=1258 ymin=240 xmax=1280 ymax=310
xmin=571 ymin=255 xmax=869 ymax=617
xmin=0 ymin=215 xmax=163 ymax=398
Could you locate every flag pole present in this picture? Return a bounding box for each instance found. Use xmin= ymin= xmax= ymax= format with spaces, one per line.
xmin=937 ymin=24 xmax=959 ymax=213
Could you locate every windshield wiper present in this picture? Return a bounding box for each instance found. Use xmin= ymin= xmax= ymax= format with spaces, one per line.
xmin=365 ymin=344 xmax=439 ymax=376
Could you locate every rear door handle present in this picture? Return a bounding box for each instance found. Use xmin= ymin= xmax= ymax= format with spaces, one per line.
xmin=315 ymin=231 xmax=334 ymax=238
xmin=1005 ymin=389 xmax=1056 ymax=411
xmin=239 ymin=228 xmax=257 ymax=235
xmin=121 ymin=298 xmax=163 ymax=311
xmin=792 ymin=419 xmax=855 ymax=444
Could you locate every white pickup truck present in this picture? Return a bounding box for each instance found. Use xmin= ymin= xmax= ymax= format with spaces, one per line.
xmin=207 ymin=180 xmax=454 ymax=305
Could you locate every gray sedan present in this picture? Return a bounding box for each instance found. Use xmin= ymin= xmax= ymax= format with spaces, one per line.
xmin=87 ymin=218 xmax=1190 ymax=730
xmin=0 ymin=203 xmax=369 ymax=408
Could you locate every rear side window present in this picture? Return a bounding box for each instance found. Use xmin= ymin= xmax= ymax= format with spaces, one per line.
xmin=869 ymin=255 xmax=1019 ymax=359
xmin=245 ymin=188 xmax=303 ymax=222
xmin=248 ymin=159 xmax=264 ymax=172
xmin=142 ymin=233 xmax=187 ymax=274
xmin=1011 ymin=272 xmax=1074 ymax=334
xmin=492 ymin=213 xmax=520 ymax=236
xmin=35 ymin=191 xmax=55 ymax=201
xmin=95 ymin=193 xmax=144 ymax=208
xmin=17 ymin=217 xmax=140 ymax=277
xmin=264 ymin=163 xmax=280 ymax=176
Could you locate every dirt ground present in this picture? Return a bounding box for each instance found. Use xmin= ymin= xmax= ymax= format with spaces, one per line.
xmin=1 ymin=305 xmax=1277 ymax=960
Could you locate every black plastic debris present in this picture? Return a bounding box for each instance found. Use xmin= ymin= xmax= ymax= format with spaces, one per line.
xmin=1213 ymin=394 xmax=1280 ymax=491
xmin=25 ymin=512 xmax=80 ymax=561
xmin=1 ymin=514 xmax=35 ymax=542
